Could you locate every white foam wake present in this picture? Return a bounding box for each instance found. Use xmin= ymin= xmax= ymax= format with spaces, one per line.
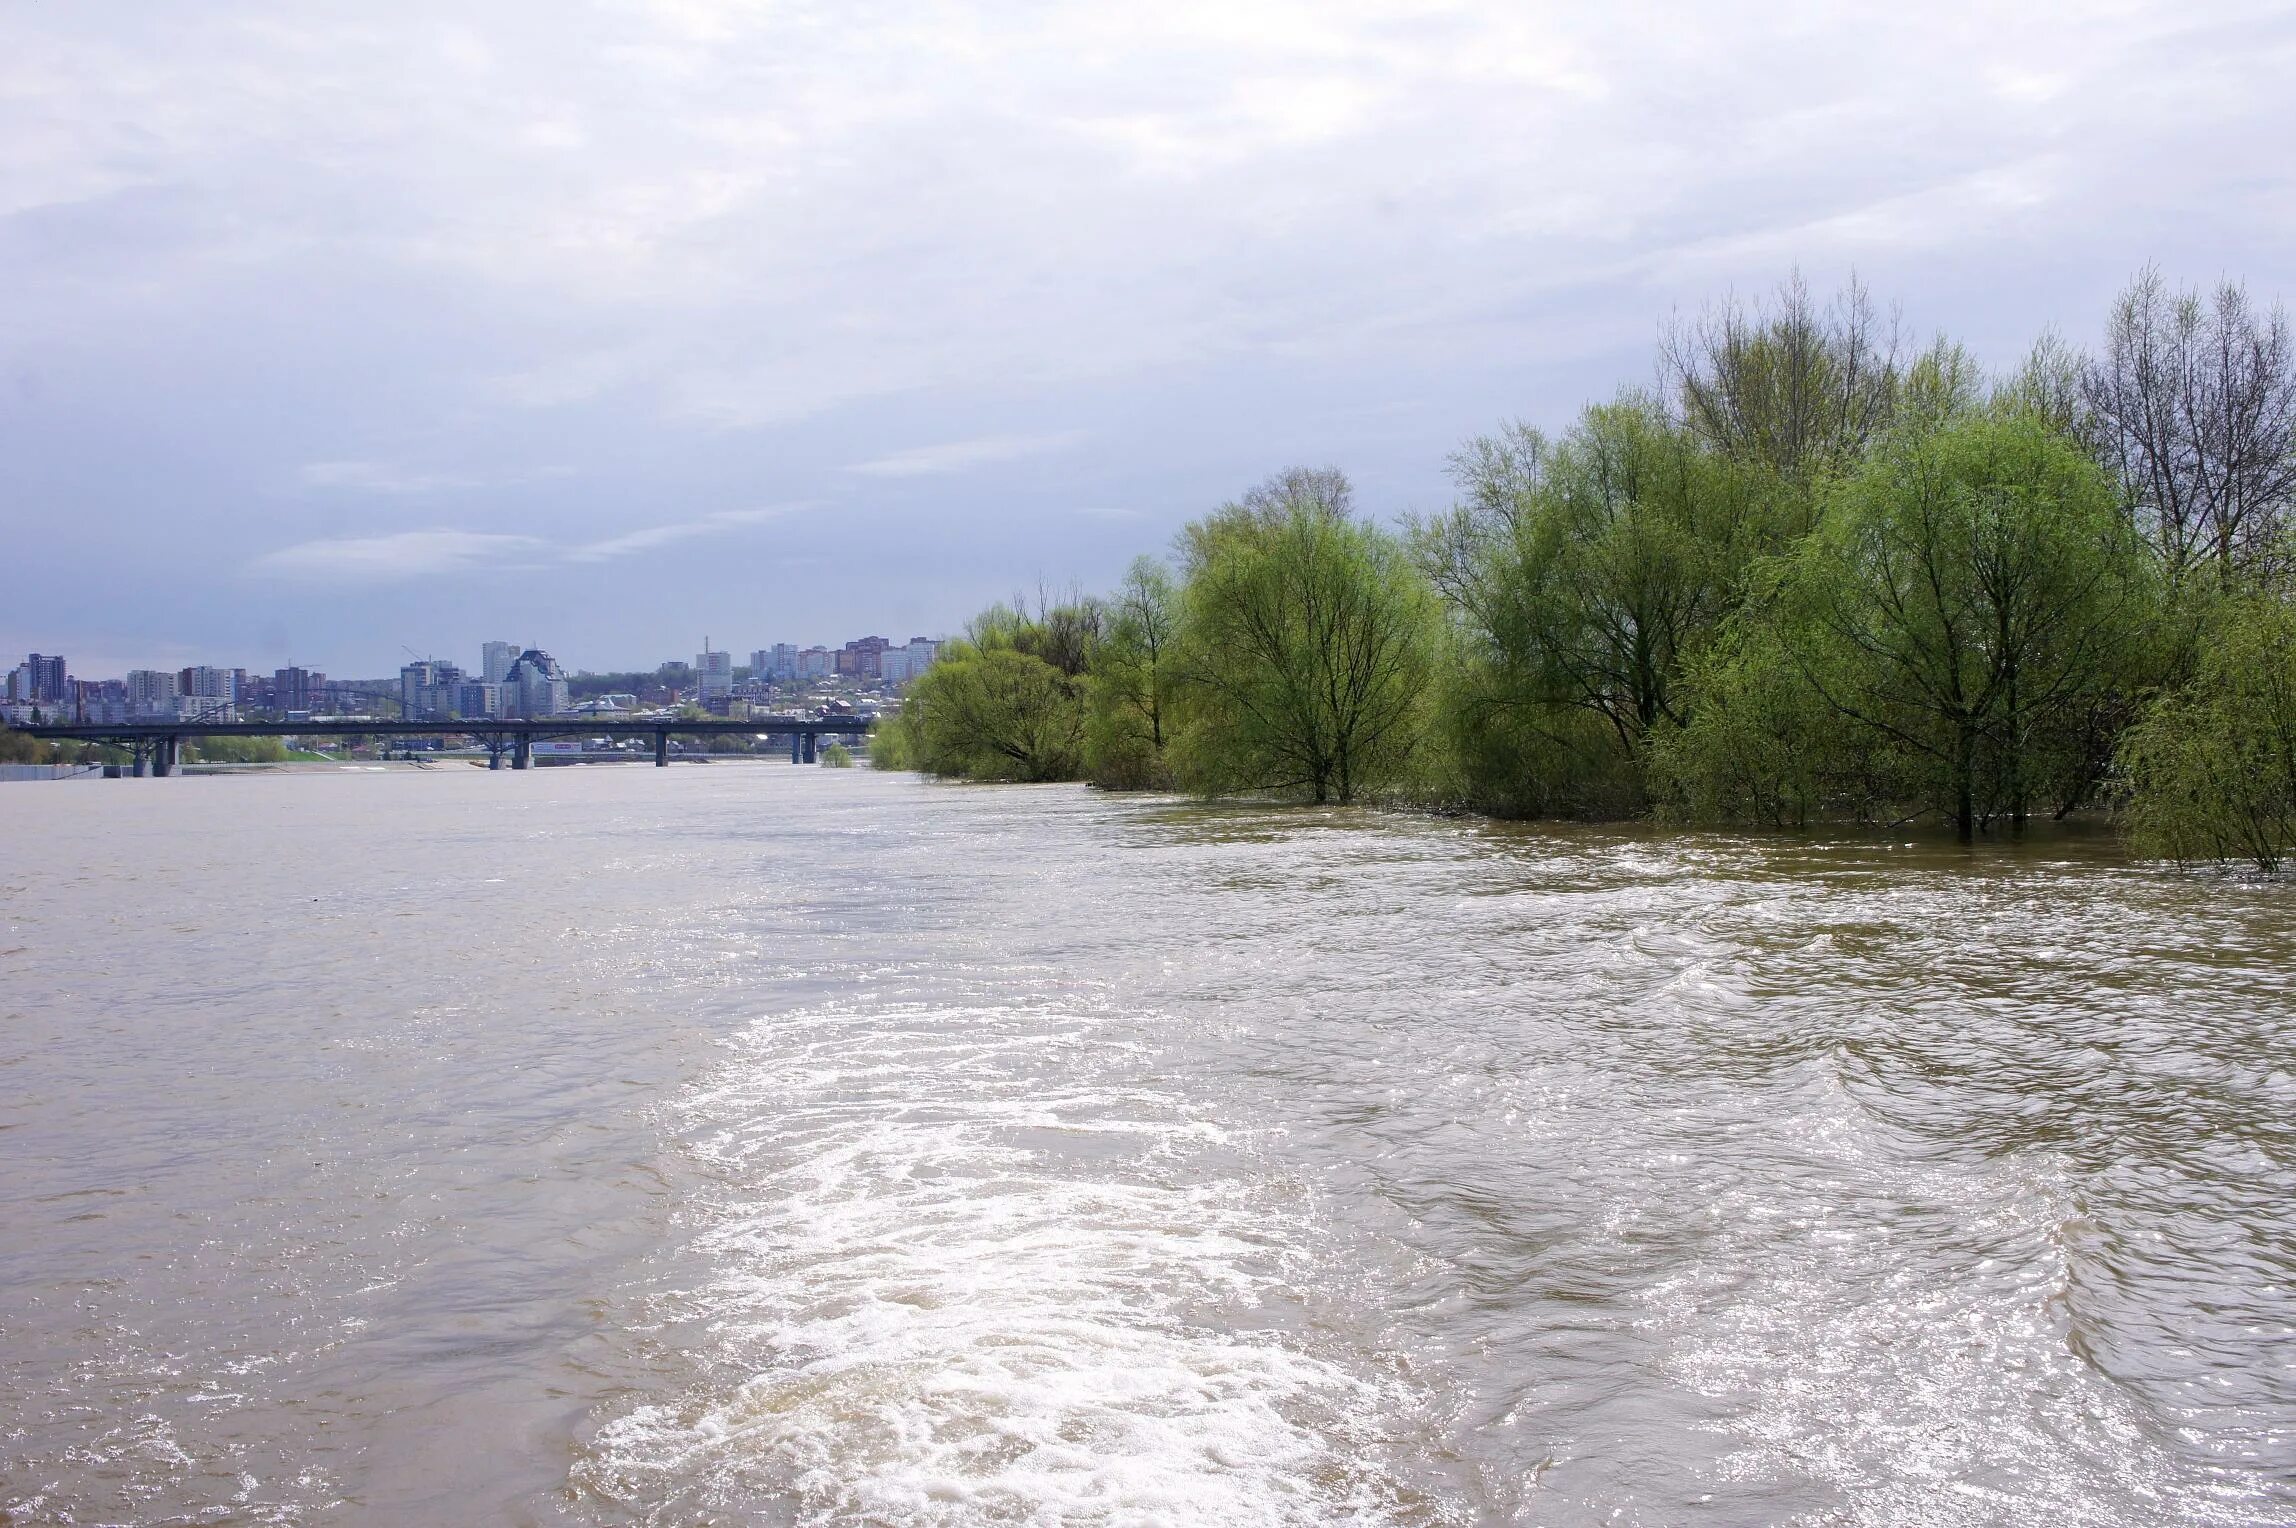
xmin=577 ymin=1001 xmax=1439 ymax=1527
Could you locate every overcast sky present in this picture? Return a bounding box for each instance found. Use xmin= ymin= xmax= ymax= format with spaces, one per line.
xmin=4 ymin=1 xmax=2292 ymax=677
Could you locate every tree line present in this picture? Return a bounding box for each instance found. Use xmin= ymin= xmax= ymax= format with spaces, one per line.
xmin=880 ymin=267 xmax=2296 ymax=867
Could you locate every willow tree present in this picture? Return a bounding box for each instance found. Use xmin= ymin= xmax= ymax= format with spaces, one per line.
xmin=1172 ymin=468 xmax=1437 ymax=804
xmin=891 ymin=644 xmax=1085 ymax=781
xmin=1084 ymin=556 xmax=1180 ymax=789
xmin=1767 ymin=408 xmax=2155 ymax=838
xmin=1417 ymin=398 xmax=1773 ymax=814
xmin=2121 ymin=593 xmax=2296 ymax=869
xmin=885 ymin=599 xmax=1099 ymax=782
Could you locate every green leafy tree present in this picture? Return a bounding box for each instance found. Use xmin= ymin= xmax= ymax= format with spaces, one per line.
xmin=2121 ymin=592 xmax=2296 ymax=869
xmin=1172 ymin=468 xmax=1438 ymax=804
xmin=1085 ymin=556 xmax=1180 ymax=789
xmin=1417 ymin=399 xmax=1776 ymax=814
xmin=898 ymin=645 xmax=1084 ymax=781
xmin=1759 ymin=409 xmax=2155 ymax=838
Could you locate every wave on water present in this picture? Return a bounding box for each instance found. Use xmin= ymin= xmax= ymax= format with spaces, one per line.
xmin=573 ymin=999 xmax=1451 ymax=1527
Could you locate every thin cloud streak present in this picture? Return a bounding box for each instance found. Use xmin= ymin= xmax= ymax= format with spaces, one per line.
xmin=563 ymin=504 xmax=802 ymax=563
xmin=848 ymin=433 xmax=1085 ymax=478
xmin=251 ymin=530 xmax=545 ymax=583
xmin=254 ymin=504 xmax=806 ymax=585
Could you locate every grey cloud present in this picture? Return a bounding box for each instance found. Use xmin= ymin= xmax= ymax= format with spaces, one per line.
xmin=3 ymin=1 xmax=2292 ymax=669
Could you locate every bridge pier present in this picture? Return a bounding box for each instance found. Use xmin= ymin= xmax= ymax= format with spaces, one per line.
xmin=802 ymin=732 xmax=817 ymax=765
xmin=655 ymin=729 xmax=669 ymax=767
xmin=152 ymin=735 xmax=178 ymax=777
xmin=487 ymin=740 xmax=503 ymax=770
xmin=131 ymin=740 xmax=150 ymax=777
xmin=512 ymin=735 xmax=531 ymax=770
xmin=789 ymin=732 xmax=802 ymax=763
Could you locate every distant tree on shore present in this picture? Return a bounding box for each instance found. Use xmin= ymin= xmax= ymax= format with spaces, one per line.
xmin=0 ymin=727 xmax=57 ymax=764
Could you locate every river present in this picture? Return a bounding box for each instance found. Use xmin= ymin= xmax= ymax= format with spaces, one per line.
xmin=2 ymin=766 xmax=2290 ymax=1525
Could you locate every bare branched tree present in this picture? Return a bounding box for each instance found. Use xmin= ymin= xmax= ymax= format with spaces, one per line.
xmin=2081 ymin=267 xmax=2296 ymax=581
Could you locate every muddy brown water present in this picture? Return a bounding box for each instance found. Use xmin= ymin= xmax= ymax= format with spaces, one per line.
xmin=2 ymin=767 xmax=2290 ymax=1524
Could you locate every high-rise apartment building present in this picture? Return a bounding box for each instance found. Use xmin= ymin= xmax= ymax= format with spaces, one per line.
xmin=695 ymin=643 xmax=733 ymax=703
xmin=272 ymin=667 xmax=322 ymax=712
xmin=24 ymin=654 xmax=67 ymax=702
xmin=453 ymin=680 xmax=506 ymax=719
xmin=839 ymin=636 xmax=891 ymax=678
xmin=179 ymin=666 xmax=237 ymax=702
xmin=400 ymin=661 xmax=466 ymax=719
xmin=750 ymin=646 xmax=801 ymax=682
xmin=125 ymin=669 xmax=181 ymax=719
xmin=481 ymin=641 xmax=521 ymax=684
xmin=501 ymin=649 xmax=569 ymax=717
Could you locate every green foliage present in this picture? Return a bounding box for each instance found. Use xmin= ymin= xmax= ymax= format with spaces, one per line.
xmin=885 ymin=595 xmax=1107 ymax=783
xmin=1647 ymin=600 xmax=1883 ymax=828
xmin=1660 ymin=410 xmax=2156 ymax=837
xmin=2121 ymin=593 xmax=2296 ymax=869
xmin=0 ymin=727 xmax=57 ymax=764
xmin=889 ymin=642 xmax=1086 ymax=782
xmin=1418 ymin=399 xmax=1780 ymax=815
xmin=869 ymin=715 xmax=915 ymax=770
xmin=1663 ymin=272 xmax=1902 ymax=487
xmin=1170 ymin=469 xmax=1439 ymax=804
xmin=852 ymin=268 xmax=2290 ymax=859
xmin=184 ymin=735 xmax=289 ymax=763
xmin=1084 ymin=557 xmax=1180 ymax=789
xmin=819 ymin=742 xmax=855 ymax=768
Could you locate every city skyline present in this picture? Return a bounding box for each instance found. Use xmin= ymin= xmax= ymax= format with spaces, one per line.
xmin=6 ymin=628 xmax=946 ymax=688
xmin=6 ymin=3 xmax=2292 ymax=673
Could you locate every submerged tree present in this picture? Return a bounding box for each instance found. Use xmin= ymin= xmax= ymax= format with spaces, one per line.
xmin=1417 ymin=398 xmax=1773 ymax=814
xmin=2121 ymin=593 xmax=2296 ymax=870
xmin=1173 ymin=468 xmax=1438 ymax=804
xmin=1760 ymin=409 xmax=2154 ymax=838
xmin=892 ymin=644 xmax=1085 ymax=781
xmin=1085 ymin=556 xmax=1181 ymax=789
xmin=884 ymin=596 xmax=1102 ymax=782
xmin=2082 ymin=267 xmax=2296 ymax=582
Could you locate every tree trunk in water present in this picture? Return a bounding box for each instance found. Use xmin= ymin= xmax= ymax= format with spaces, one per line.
xmin=1955 ymin=723 xmax=1977 ymax=844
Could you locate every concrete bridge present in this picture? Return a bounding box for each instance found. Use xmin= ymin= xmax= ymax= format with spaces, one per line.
xmin=19 ymin=716 xmax=874 ymax=776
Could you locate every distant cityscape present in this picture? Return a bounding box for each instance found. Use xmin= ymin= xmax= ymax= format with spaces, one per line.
xmin=0 ymin=634 xmax=942 ymax=727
